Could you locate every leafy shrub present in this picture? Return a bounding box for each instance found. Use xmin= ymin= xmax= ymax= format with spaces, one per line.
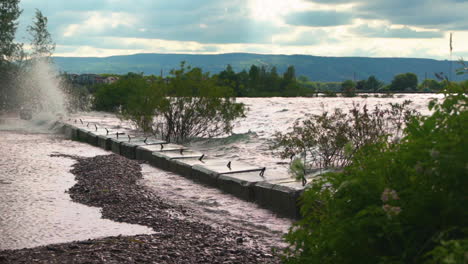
xmin=152 ymin=62 xmax=245 ymax=143
xmin=94 ymin=63 xmax=245 ymax=142
xmin=271 ymin=101 xmax=418 ymax=169
xmin=426 ymin=238 xmax=468 ymax=264
xmin=342 ymin=80 xmax=356 ymax=97
xmin=93 ymin=80 xmax=131 ymax=112
xmin=119 ymin=77 xmax=163 ymax=132
xmin=390 ymin=72 xmax=418 ymax=91
xmin=290 ymin=158 xmax=307 ymax=186
xmin=93 ymin=73 xmax=162 ymax=132
xmin=321 ymin=90 xmax=338 ymax=97
xmin=282 ymin=82 xmax=468 ymax=263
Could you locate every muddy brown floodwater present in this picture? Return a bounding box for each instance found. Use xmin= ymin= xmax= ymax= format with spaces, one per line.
xmin=0 ymin=117 xmax=290 ymax=261
xmin=140 ymin=164 xmax=292 ymax=248
xmin=0 ymin=120 xmax=153 ymax=250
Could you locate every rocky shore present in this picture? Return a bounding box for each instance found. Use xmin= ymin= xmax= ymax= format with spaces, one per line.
xmin=0 ymin=154 xmax=281 ymax=263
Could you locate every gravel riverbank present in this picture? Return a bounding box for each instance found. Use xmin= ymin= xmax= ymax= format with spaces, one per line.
xmin=0 ymin=154 xmax=281 ymax=263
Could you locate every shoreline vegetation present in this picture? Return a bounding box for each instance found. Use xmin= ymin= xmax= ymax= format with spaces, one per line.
xmin=63 ymin=63 xmax=450 ymax=109
xmin=280 ymin=79 xmax=467 ymax=263
xmin=69 ymin=61 xmax=465 ymax=144
xmin=0 ymin=154 xmax=281 ymax=263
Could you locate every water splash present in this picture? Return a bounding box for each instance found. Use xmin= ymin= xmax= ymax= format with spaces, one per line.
xmin=0 ymin=59 xmax=69 ymax=132
xmin=17 ymin=58 xmax=68 ymax=117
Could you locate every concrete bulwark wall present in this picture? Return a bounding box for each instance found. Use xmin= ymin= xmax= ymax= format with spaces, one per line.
xmin=58 ymin=121 xmax=306 ymax=219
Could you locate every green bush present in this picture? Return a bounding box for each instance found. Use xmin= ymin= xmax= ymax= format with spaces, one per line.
xmin=93 ymin=80 xmax=130 ymax=112
xmin=282 ymin=82 xmax=468 ymax=263
xmin=322 ymin=90 xmax=338 ymax=97
xmin=155 ymin=62 xmax=245 ymax=143
xmin=119 ymin=77 xmax=163 ymax=132
xmin=271 ymin=101 xmax=417 ymax=169
xmin=342 ymin=80 xmax=357 ymax=97
xmin=390 ymin=72 xmax=418 ymax=91
xmin=93 ymin=63 xmax=245 ymax=142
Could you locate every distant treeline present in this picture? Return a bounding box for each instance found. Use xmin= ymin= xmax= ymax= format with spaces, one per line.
xmin=214 ymin=64 xmax=447 ymax=97
xmin=70 ymin=63 xmax=451 ymax=102
xmin=215 ymin=64 xmax=305 ymax=97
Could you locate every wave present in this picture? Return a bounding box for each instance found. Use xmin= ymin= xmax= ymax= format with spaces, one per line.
xmin=189 ymin=131 xmax=258 ymax=146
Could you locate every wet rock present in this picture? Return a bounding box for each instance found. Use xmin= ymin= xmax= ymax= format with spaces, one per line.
xmin=46 ymin=246 xmax=65 ymax=253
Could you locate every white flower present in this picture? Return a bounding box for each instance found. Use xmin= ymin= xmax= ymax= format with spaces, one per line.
xmin=381 ymin=188 xmax=399 ymax=202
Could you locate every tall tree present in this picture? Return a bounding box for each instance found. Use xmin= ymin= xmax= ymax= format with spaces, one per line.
xmin=267 ymin=66 xmax=280 ymax=93
xmin=27 ymin=9 xmax=55 ymax=59
xmin=0 ymin=0 xmax=22 ymax=64
xmin=0 ymin=0 xmax=22 ymax=110
xmin=236 ymin=69 xmax=249 ymax=96
xmin=281 ymin=65 xmax=296 ymax=93
xmin=283 ymin=65 xmax=296 ymax=83
xmin=248 ymin=65 xmax=260 ymax=95
xmin=341 ymin=80 xmax=356 ymax=97
xmin=390 ymin=73 xmax=418 ymax=91
xmin=365 ymin=75 xmax=384 ymax=92
xmin=355 ymin=79 xmax=366 ymax=91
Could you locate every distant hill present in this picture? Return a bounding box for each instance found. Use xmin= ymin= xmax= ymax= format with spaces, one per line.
xmin=52 ymin=53 xmax=465 ymax=83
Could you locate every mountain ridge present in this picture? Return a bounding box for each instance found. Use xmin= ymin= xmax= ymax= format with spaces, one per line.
xmin=52 ymin=53 xmax=463 ymax=83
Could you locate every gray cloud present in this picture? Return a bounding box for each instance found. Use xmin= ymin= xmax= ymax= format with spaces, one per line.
xmin=305 ymin=0 xmax=468 ymax=30
xmin=19 ymin=0 xmax=287 ymax=45
xmin=285 ymin=10 xmax=353 ymax=27
xmin=274 ymin=29 xmax=336 ymax=46
xmin=353 ymin=25 xmax=444 ymax=39
xmin=14 ymin=0 xmax=468 ymax=58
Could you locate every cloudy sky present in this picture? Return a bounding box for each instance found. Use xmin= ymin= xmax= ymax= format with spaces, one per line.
xmin=16 ymin=0 xmax=468 ymax=59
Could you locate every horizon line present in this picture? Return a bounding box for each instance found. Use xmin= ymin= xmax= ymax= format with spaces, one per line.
xmin=51 ymin=52 xmax=456 ymax=62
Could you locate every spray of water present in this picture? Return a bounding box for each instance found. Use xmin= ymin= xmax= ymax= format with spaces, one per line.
xmin=0 ymin=58 xmax=69 ymax=133
xmin=18 ymin=59 xmax=68 ymax=115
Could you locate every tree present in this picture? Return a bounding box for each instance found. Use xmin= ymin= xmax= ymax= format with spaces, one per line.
xmin=218 ymin=64 xmax=239 ymax=95
xmin=0 ymin=0 xmax=22 ymax=64
xmin=248 ymin=65 xmax=260 ymax=95
xmin=419 ymin=79 xmax=443 ymax=92
xmin=364 ymin=75 xmax=384 ymax=92
xmin=155 ymin=62 xmax=246 ymax=142
xmin=27 ymin=9 xmax=55 ymax=59
xmin=94 ymin=79 xmax=132 ymax=112
xmin=267 ymin=66 xmax=280 ymax=93
xmin=356 ymin=79 xmax=366 ymax=91
xmin=282 ymin=65 xmax=296 ymax=91
xmin=341 ymin=79 xmax=356 ymax=97
xmin=236 ymin=69 xmax=249 ymax=96
xmin=0 ymin=0 xmax=22 ymax=110
xmin=283 ymin=65 xmax=296 ymax=83
xmin=119 ymin=75 xmax=163 ymax=132
xmin=390 ymin=73 xmax=418 ymax=92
